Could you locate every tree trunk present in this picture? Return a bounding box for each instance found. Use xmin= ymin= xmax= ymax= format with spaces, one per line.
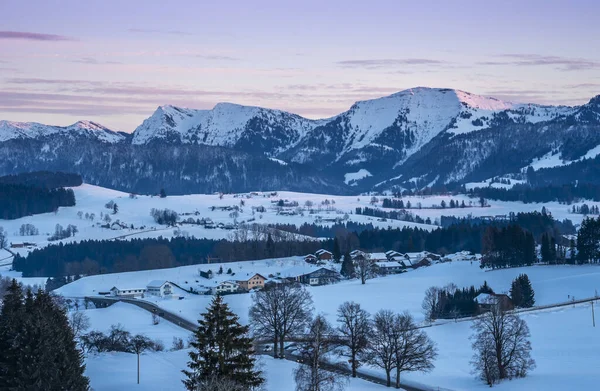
xmin=386 ymin=369 xmax=391 ymax=387
xmin=273 ymin=336 xmax=278 ymax=359
xmin=395 ymin=367 xmax=400 ymax=389
xmin=351 ymin=351 xmax=357 ymax=377
xmin=279 ymin=338 xmax=285 ymax=359
xmin=137 ymin=353 xmax=140 ymax=384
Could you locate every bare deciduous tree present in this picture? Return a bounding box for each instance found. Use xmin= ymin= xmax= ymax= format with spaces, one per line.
xmin=249 ymin=282 xmax=313 ymax=358
xmin=354 ymin=254 xmax=375 ymax=285
xmin=422 ymin=286 xmax=441 ymax=322
xmin=69 ymin=309 xmax=90 ymax=343
xmin=390 ymin=312 xmax=437 ymax=388
xmin=471 ymin=304 xmax=535 ymax=386
xmin=0 ymin=226 xmax=7 ymax=249
xmin=294 ymin=315 xmax=348 ymax=391
xmin=337 ymin=301 xmax=370 ymax=378
xmin=472 ymin=305 xmax=536 ymax=385
xmin=365 ymin=310 xmax=437 ymax=388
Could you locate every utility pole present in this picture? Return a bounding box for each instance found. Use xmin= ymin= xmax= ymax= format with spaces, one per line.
xmin=592 ymin=301 xmax=596 ymax=328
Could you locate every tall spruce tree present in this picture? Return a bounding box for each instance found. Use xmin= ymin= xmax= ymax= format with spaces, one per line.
xmin=341 ymin=251 xmax=355 ymax=278
xmin=183 ymin=295 xmax=263 ymax=390
xmin=332 ymin=237 xmax=342 ymax=263
xmin=0 ymin=282 xmax=89 ymax=390
xmin=519 ymin=274 xmax=535 ymax=308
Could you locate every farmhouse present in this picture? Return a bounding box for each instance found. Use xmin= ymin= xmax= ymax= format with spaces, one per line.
xmin=349 ymin=250 xmax=365 ymax=259
xmin=374 ymin=261 xmax=404 ymax=275
xmin=368 ymin=252 xmax=388 ymax=262
xmin=214 ymin=281 xmax=240 ymax=295
xmin=236 ymin=273 xmax=267 ymax=291
xmin=385 ymin=250 xmax=405 ymax=259
xmin=146 ymin=280 xmax=173 ymax=298
xmin=109 ymin=286 xmax=146 ymax=298
xmin=299 ymin=268 xmax=340 ymax=286
xmin=475 ymin=293 xmax=514 ymax=312
xmin=315 ymin=249 xmax=333 ymax=261
xmin=304 ymin=254 xmax=318 ymax=264
xmin=199 ymin=270 xmax=213 ymax=279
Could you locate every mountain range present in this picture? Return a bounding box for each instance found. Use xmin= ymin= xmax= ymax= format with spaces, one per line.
xmin=1 ymin=87 xmax=599 ymax=194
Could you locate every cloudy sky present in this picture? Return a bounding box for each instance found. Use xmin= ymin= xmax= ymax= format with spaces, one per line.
xmin=1 ymin=0 xmax=599 ymax=131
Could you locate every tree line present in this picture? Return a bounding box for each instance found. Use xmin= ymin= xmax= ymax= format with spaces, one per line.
xmin=13 ymin=236 xmax=332 ymax=277
xmin=0 ymin=171 xmax=82 ymax=188
xmin=469 ymin=182 xmax=600 ymax=204
xmin=0 ymin=182 xmax=76 ymax=219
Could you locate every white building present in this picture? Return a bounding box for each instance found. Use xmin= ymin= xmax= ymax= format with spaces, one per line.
xmin=146 ymin=280 xmax=174 ymax=298
xmin=214 ymin=281 xmax=240 ymax=295
xmin=374 ymin=261 xmax=404 ymax=275
xmin=110 ymin=286 xmax=146 ymax=298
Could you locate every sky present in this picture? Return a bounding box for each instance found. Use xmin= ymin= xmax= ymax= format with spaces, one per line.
xmin=1 ymin=0 xmax=599 ymax=132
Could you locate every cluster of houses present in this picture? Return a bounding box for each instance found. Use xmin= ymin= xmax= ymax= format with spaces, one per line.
xmin=107 ymin=248 xmax=449 ymax=300
xmin=304 ymin=248 xmax=443 ymax=275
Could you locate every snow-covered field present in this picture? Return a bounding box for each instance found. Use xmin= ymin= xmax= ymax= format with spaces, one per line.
xmin=1 ymin=183 xmax=595 ymax=262
xmin=86 ymin=351 xmax=384 ymax=391
xmin=81 ymin=292 xmax=600 ymax=391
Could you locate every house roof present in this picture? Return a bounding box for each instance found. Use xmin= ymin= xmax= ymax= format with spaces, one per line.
xmin=110 ymin=286 xmax=145 ymax=292
xmin=368 ymin=252 xmax=388 ymax=261
xmin=236 ymin=273 xmax=267 ymax=282
xmin=303 ymin=267 xmax=339 ymax=277
xmin=315 ymin=249 xmax=332 ymax=255
xmin=147 ymin=280 xmax=169 ymax=288
xmin=475 ymin=293 xmax=495 ymax=303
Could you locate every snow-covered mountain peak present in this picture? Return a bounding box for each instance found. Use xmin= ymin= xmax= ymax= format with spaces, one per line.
xmin=0 ymin=119 xmax=123 ymax=143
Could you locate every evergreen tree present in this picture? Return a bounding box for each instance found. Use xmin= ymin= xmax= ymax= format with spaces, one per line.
xmin=519 ymin=274 xmax=535 ymax=308
xmin=332 ymin=237 xmax=342 ymax=263
xmin=265 ymin=233 xmax=275 ymax=258
xmin=0 ymin=283 xmax=89 ymax=390
xmin=159 ymin=188 xmax=167 ymax=198
xmin=182 ymin=295 xmax=263 ymax=390
xmin=540 ymin=233 xmax=550 ymax=263
xmin=341 ymin=251 xmax=355 ymax=278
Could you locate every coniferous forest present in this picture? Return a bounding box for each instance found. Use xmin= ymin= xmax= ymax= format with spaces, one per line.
xmin=0 ymin=172 xmax=80 ymax=219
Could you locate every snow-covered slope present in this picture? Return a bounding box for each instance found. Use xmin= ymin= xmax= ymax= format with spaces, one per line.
xmin=0 ymin=120 xmax=124 ymax=143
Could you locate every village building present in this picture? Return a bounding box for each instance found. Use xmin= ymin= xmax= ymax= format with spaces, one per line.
xmin=109 ymin=286 xmax=146 ymax=298
xmin=236 ymin=273 xmax=267 ymax=291
xmin=349 ymin=249 xmax=366 ymax=259
xmin=373 ymin=261 xmax=404 ymax=275
xmin=214 ymin=281 xmax=240 ymax=295
xmin=367 ymin=252 xmax=389 ymax=262
xmin=385 ymin=250 xmax=404 ymax=259
xmin=146 ymin=280 xmax=174 ymax=298
xmin=315 ymin=249 xmax=333 ymax=261
xmin=475 ymin=293 xmax=514 ymax=312
xmin=304 ymin=254 xmax=318 ymax=264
